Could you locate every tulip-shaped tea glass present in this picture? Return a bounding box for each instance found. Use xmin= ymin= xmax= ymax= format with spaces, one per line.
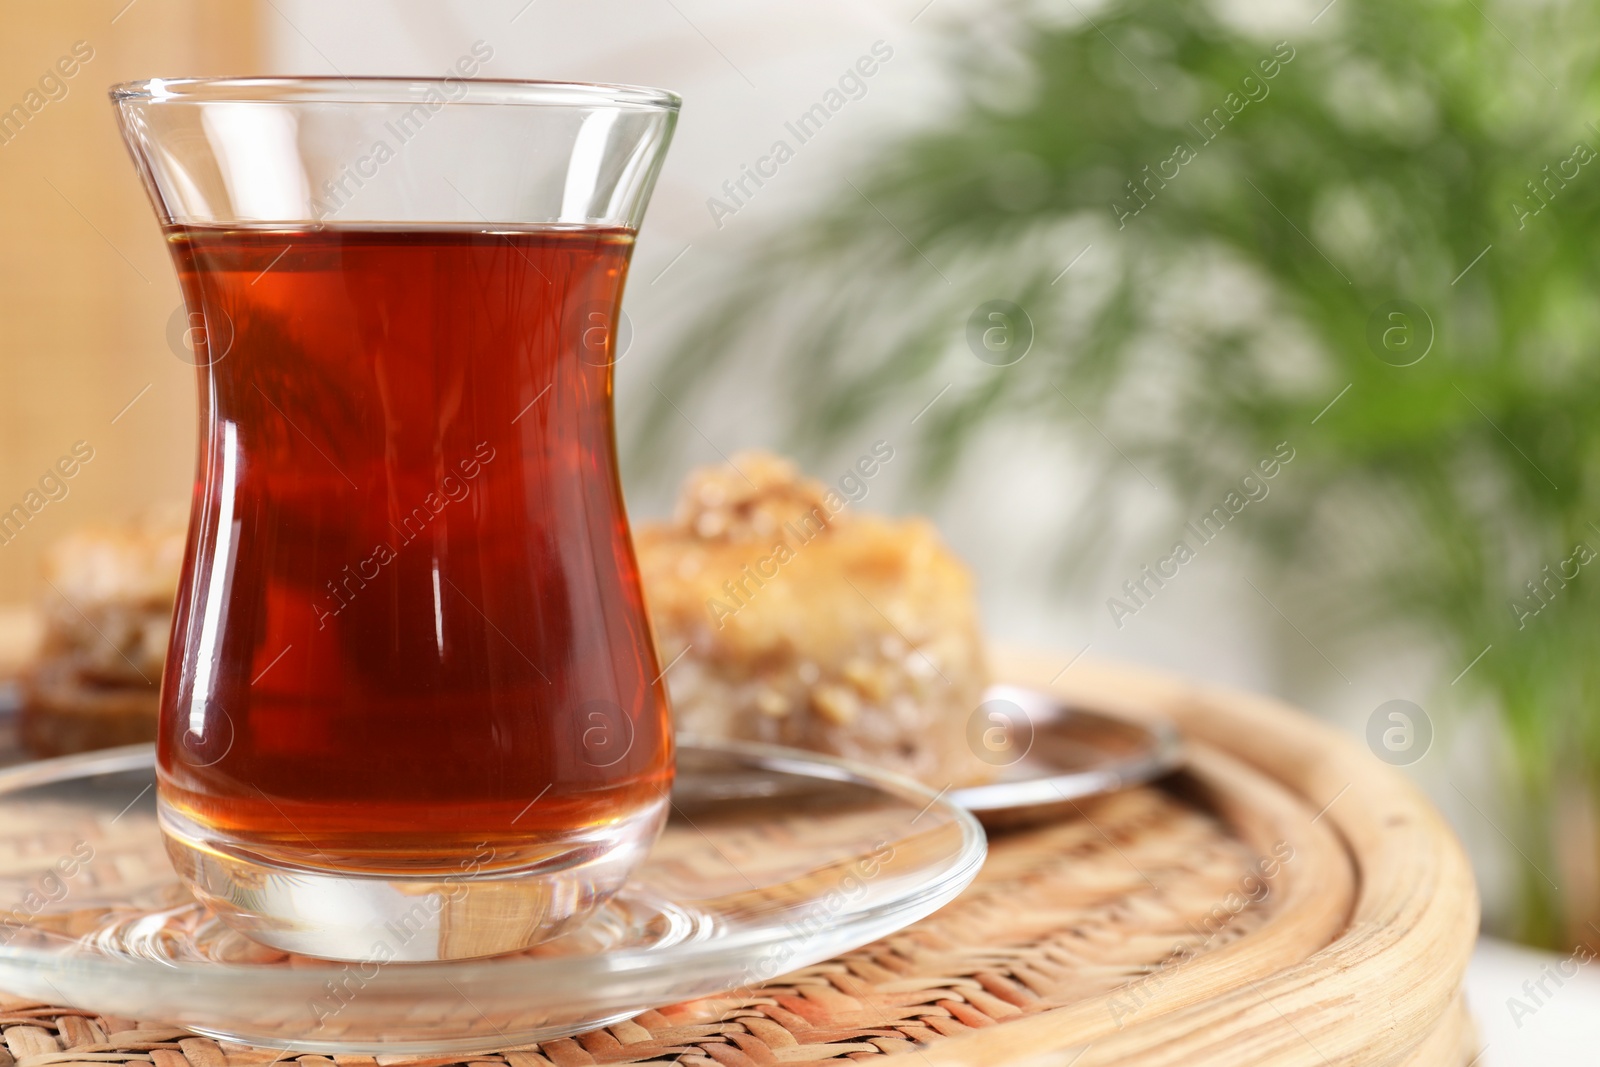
xmin=112 ymin=78 xmax=679 ymax=961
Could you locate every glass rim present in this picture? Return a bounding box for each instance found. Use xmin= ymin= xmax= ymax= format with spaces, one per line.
xmin=108 ymin=76 xmax=681 ymax=112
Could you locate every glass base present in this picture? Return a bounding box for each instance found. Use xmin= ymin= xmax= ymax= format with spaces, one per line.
xmin=0 ymin=742 xmax=983 ymax=1052
xmin=159 ymin=797 xmax=668 ymax=962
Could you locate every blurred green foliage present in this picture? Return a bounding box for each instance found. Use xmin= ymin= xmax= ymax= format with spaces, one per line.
xmin=637 ymin=0 xmax=1600 ymax=945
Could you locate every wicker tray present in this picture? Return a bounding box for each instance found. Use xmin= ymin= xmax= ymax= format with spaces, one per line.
xmin=0 ymin=651 xmax=1478 ymax=1065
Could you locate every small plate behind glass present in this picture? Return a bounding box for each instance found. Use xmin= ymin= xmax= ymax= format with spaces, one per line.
xmin=0 ymin=741 xmax=983 ymax=1055
xmin=951 ymin=684 xmax=1184 ymax=828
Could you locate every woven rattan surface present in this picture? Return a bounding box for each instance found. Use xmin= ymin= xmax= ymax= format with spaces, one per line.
xmin=0 ymin=781 xmax=1276 ymax=1066
xmin=0 ymin=654 xmax=1479 ymax=1065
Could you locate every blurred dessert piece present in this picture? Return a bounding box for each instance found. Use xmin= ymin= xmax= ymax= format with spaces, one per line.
xmin=20 ymin=510 xmax=185 ymax=756
xmin=0 ymin=606 xmax=43 ymax=763
xmin=0 ymin=605 xmax=42 ymax=680
xmin=636 ymin=451 xmax=991 ymax=787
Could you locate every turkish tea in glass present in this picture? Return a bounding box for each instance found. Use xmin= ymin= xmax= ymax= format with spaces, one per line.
xmin=113 ymin=78 xmax=680 ymax=961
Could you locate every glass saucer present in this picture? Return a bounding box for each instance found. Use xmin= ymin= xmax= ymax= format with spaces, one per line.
xmin=0 ymin=741 xmax=984 ymax=1055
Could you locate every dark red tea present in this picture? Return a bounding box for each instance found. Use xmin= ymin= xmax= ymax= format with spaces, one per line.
xmin=157 ymin=226 xmax=672 ymax=873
